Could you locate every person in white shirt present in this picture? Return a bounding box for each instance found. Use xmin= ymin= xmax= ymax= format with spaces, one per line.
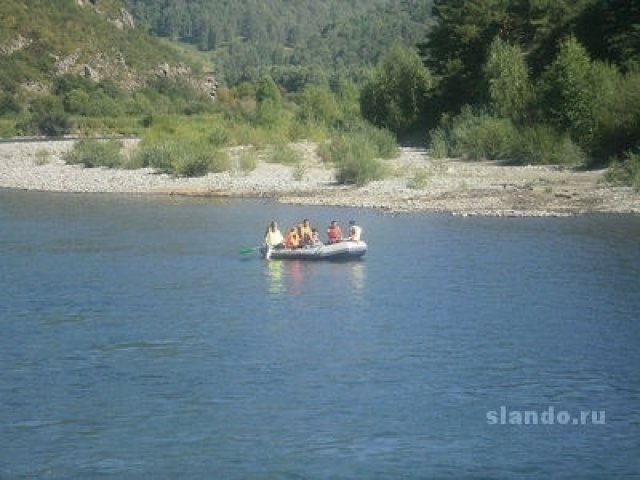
xmin=347 ymin=220 xmax=362 ymax=241
xmin=264 ymin=221 xmax=284 ymax=248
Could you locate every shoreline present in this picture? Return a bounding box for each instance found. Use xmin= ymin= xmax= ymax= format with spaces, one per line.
xmin=1 ymin=138 xmax=638 ymax=217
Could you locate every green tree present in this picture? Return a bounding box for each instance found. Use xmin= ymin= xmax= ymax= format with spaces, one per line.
xmin=576 ymin=0 xmax=640 ymax=71
xmin=483 ymin=38 xmax=532 ymax=121
xmin=540 ymin=36 xmax=598 ymax=148
xmin=420 ymin=0 xmax=513 ymax=113
xmin=296 ymin=85 xmax=341 ymax=127
xmin=255 ymin=75 xmax=281 ymax=104
xmin=30 ymin=96 xmax=72 ymax=136
xmin=360 ymin=45 xmax=433 ymax=134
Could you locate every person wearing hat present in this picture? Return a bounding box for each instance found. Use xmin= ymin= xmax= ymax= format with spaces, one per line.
xmin=347 ymin=220 xmax=362 ymax=241
xmin=326 ymin=220 xmax=343 ymax=244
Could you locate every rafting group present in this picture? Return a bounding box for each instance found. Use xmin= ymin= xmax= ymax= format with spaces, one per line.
xmin=264 ymin=219 xmax=362 ymax=249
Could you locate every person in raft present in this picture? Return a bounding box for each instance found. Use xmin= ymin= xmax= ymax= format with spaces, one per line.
xmin=299 ymin=218 xmax=313 ymax=245
xmin=264 ymin=221 xmax=285 ymax=249
xmin=285 ymin=226 xmax=301 ymax=249
xmin=347 ymin=220 xmax=362 ymax=241
xmin=326 ymin=220 xmax=343 ymax=244
xmin=311 ymin=228 xmax=323 ymax=246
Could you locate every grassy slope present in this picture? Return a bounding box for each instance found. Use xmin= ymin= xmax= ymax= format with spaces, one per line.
xmin=0 ymin=0 xmax=200 ymax=93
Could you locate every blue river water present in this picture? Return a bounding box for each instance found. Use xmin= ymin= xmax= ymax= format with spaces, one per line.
xmin=1 ymin=189 xmax=639 ymax=478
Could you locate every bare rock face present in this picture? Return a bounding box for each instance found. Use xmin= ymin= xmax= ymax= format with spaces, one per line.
xmin=111 ymin=8 xmax=135 ymax=30
xmin=75 ymin=0 xmax=134 ymax=30
xmin=0 ymin=35 xmax=33 ymax=56
xmin=83 ymin=64 xmax=100 ymax=81
xmin=156 ymin=63 xmax=218 ymax=100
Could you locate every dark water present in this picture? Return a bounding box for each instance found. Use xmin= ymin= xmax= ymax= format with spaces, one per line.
xmin=1 ymin=189 xmax=639 ymax=479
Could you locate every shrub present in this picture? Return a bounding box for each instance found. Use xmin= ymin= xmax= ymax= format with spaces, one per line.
xmin=64 ymin=138 xmax=124 ymax=168
xmin=407 ymin=168 xmax=431 ymax=189
xmin=269 ymin=143 xmax=301 ymax=165
xmin=331 ymin=133 xmax=388 ymax=186
xmin=605 ymin=151 xmax=640 ymax=189
xmin=130 ymin=144 xmax=172 ymax=172
xmin=429 ymin=127 xmax=449 ymax=158
xmin=510 ymin=125 xmax=585 ymax=166
xmin=440 ymin=109 xmax=586 ymax=165
xmin=237 ymin=149 xmax=258 ymax=173
xmin=296 ymin=85 xmax=342 ymax=127
xmin=130 ymin=141 xmax=231 ymax=177
xmin=30 ymin=96 xmax=72 ymax=136
xmin=255 ymin=75 xmax=281 ymax=104
xmin=0 ymin=93 xmax=22 ymax=115
xmin=447 ymin=108 xmax=517 ymax=160
xmin=34 ymin=149 xmax=51 ymax=166
xmin=363 ymin=124 xmax=399 ymax=160
xmin=292 ymin=161 xmax=307 ymax=181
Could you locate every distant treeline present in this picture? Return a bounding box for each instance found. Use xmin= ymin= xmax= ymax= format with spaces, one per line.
xmin=125 ymin=0 xmax=433 ymax=85
xmin=1 ymin=0 xmax=638 ymax=187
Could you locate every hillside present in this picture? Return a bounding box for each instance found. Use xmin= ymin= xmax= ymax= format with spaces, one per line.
xmin=0 ymin=0 xmax=208 ymax=96
xmin=125 ymin=0 xmax=434 ymax=86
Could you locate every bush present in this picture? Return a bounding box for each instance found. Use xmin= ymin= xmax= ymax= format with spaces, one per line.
xmin=30 ymin=96 xmax=72 ymax=136
xmin=363 ymin=125 xmax=399 ymax=160
xmin=330 ymin=133 xmax=388 ymax=186
xmin=440 ymin=108 xmax=585 ymax=165
xmin=447 ymin=108 xmax=517 ymax=160
xmin=64 ymin=138 xmax=124 ymax=168
xmin=269 ymin=143 xmax=301 ymax=165
xmin=237 ymin=149 xmax=258 ymax=173
xmin=510 ymin=125 xmax=585 ymax=166
xmin=407 ymin=168 xmax=432 ymax=189
xmin=129 ymin=144 xmax=172 ymax=171
xmin=296 ymin=85 xmax=342 ymax=127
xmin=0 ymin=93 xmax=22 ymax=115
xmin=605 ymin=151 xmax=640 ymax=189
xmin=130 ymin=140 xmax=231 ymax=177
xmin=428 ymin=127 xmax=449 ymax=158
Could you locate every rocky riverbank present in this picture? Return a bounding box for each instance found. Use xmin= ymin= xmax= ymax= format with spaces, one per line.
xmin=1 ymin=138 xmax=638 ymax=216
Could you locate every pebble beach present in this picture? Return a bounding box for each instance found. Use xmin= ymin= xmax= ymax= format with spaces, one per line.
xmin=1 ymin=138 xmax=638 ymax=216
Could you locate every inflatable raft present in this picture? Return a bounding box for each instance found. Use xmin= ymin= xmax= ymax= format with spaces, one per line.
xmin=261 ymin=240 xmax=367 ymax=260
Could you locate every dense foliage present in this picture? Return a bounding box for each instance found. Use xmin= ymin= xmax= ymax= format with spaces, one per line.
xmin=396 ymin=0 xmax=640 ymax=179
xmin=125 ymin=0 xmax=434 ymax=86
xmin=2 ymin=0 xmax=639 ymax=187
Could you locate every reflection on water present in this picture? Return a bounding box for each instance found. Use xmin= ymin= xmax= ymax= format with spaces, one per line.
xmin=265 ymin=259 xmax=367 ymax=297
xmin=266 ymin=260 xmax=284 ymax=294
xmin=348 ymin=261 xmax=365 ymax=293
xmin=287 ymin=261 xmax=304 ymax=295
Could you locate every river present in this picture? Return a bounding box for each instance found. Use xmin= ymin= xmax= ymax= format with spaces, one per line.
xmin=1 ymin=189 xmax=639 ymax=478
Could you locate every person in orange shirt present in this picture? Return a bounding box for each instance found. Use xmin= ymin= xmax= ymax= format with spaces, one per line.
xmin=284 ymin=227 xmax=301 ymax=249
xmin=326 ymin=220 xmax=342 ymax=244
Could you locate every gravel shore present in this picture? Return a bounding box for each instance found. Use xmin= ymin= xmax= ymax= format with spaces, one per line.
xmin=1 ymin=138 xmax=638 ymax=216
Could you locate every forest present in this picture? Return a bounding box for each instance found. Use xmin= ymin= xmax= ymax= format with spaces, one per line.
xmin=0 ymin=0 xmax=638 ymax=187
xmin=128 ymin=0 xmax=640 ymax=185
xmin=125 ymin=0 xmax=434 ymax=85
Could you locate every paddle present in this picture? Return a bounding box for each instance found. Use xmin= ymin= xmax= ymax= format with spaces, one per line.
xmin=239 ymin=245 xmax=262 ymax=255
